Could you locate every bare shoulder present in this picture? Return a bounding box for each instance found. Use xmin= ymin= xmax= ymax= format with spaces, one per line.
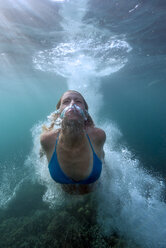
xmin=87 ymin=127 xmax=106 ymax=146
xmin=40 ymin=129 xmax=59 ymax=151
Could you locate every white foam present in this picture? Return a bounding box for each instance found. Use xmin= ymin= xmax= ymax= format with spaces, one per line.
xmin=98 ymin=131 xmax=166 ymax=247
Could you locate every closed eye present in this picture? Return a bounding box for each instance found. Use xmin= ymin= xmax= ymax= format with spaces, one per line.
xmin=63 ymin=100 xmax=70 ymax=104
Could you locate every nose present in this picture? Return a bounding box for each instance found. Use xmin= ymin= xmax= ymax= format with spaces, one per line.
xmin=70 ymin=100 xmax=75 ymax=106
xmin=70 ymin=100 xmax=77 ymax=109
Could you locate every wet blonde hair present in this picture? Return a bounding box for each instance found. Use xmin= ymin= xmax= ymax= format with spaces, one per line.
xmin=42 ymin=90 xmax=94 ymax=131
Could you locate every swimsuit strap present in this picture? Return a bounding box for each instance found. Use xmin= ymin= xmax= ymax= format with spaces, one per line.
xmin=86 ymin=134 xmax=95 ymax=153
xmin=56 ymin=132 xmax=60 ymax=146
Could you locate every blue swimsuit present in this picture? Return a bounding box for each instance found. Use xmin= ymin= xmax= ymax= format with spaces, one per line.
xmin=48 ymin=133 xmax=102 ymax=184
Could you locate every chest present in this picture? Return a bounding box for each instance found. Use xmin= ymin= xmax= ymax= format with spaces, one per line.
xmin=56 ymin=144 xmax=93 ymax=180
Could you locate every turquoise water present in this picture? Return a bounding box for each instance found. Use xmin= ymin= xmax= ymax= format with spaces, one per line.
xmin=1 ymin=0 xmax=166 ymax=247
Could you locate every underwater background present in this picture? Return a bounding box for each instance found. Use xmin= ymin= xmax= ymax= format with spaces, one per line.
xmin=0 ymin=0 xmax=166 ymax=247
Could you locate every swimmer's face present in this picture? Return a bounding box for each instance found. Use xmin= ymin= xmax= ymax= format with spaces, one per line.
xmin=60 ymin=92 xmax=86 ymax=120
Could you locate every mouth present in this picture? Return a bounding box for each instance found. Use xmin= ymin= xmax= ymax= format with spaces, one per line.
xmin=63 ymin=106 xmax=81 ymax=117
xmin=66 ymin=107 xmax=79 ymax=114
xmin=60 ymin=104 xmax=87 ymax=121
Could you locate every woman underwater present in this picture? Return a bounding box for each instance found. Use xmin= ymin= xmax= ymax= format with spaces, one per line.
xmin=40 ymin=90 xmax=106 ymax=194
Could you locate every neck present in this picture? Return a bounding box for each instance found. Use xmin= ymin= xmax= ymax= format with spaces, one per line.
xmin=60 ymin=119 xmax=86 ymax=149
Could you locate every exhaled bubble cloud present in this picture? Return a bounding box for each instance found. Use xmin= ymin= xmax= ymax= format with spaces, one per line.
xmin=33 ymin=35 xmax=132 ymax=78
